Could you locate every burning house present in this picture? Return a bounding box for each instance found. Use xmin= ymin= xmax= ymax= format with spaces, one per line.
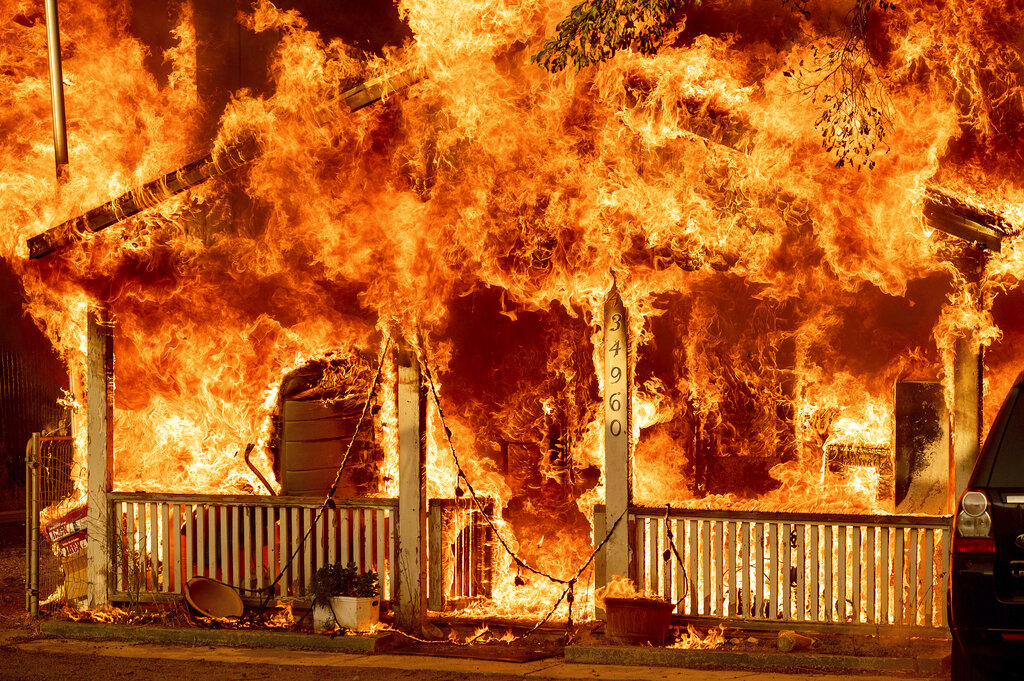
xmin=5 ymin=0 xmax=1024 ymax=639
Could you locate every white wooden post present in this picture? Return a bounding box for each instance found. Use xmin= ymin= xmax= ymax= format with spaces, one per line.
xmin=952 ymin=336 xmax=981 ymax=507
xmin=86 ymin=307 xmax=113 ymax=607
xmin=396 ymin=343 xmax=426 ymax=632
xmin=604 ymin=289 xmax=631 ymax=584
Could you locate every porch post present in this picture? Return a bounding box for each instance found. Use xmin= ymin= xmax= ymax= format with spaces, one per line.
xmin=86 ymin=307 xmax=113 ymax=607
xmin=952 ymin=336 xmax=981 ymax=507
xmin=395 ymin=341 xmax=426 ymax=632
xmin=950 ymin=245 xmax=986 ymax=510
xmin=603 ymin=289 xmax=631 ymax=584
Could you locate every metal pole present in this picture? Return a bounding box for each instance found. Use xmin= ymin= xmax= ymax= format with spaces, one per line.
xmin=24 ymin=438 xmax=32 ymax=613
xmin=43 ymin=0 xmax=69 ymax=183
xmin=29 ymin=433 xmax=40 ymax=616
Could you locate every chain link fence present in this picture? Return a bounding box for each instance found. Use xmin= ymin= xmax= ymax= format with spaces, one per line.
xmin=27 ymin=435 xmax=83 ymax=612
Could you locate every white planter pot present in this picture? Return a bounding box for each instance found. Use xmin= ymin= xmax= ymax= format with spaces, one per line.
xmin=313 ymin=595 xmax=380 ymax=632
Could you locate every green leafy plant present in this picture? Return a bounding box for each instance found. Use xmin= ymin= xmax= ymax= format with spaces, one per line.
xmin=532 ymin=0 xmax=896 ymax=169
xmin=532 ymin=0 xmax=691 ymax=73
xmin=309 ymin=561 xmax=380 ymax=607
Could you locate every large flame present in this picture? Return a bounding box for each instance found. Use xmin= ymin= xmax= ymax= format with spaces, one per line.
xmin=4 ymin=0 xmax=1024 ymax=620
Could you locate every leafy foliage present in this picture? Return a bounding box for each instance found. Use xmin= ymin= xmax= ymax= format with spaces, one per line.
xmin=531 ymin=0 xmax=691 ymax=73
xmin=309 ymin=561 xmax=380 ymax=607
xmin=784 ymin=0 xmax=897 ymax=170
xmin=532 ymin=0 xmax=897 ymax=170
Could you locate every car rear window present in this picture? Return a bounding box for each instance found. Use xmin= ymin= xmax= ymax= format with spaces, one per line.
xmin=990 ymin=389 xmax=1024 ymax=487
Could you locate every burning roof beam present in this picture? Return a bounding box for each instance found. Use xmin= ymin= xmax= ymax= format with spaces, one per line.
xmin=669 ymin=99 xmax=1009 ymax=252
xmin=922 ymin=192 xmax=1006 ymax=252
xmin=26 ymin=67 xmax=421 ymax=260
xmin=28 ymin=72 xmax=1008 ymax=260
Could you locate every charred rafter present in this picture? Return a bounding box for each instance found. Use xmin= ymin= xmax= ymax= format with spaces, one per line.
xmin=653 ymin=93 xmax=1008 ymax=252
xmin=27 ymin=67 xmax=422 ymax=261
xmin=922 ymin=192 xmax=1006 ymax=252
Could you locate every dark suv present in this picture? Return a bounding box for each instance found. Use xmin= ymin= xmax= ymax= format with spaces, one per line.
xmin=950 ymin=372 xmax=1024 ymax=680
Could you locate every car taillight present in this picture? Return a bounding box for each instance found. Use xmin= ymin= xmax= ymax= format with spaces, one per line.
xmin=953 ymin=537 xmax=997 ymax=554
xmin=953 ymin=489 xmax=995 ymax=554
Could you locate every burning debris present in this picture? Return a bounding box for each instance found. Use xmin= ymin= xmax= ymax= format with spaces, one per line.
xmin=4 ymin=0 xmax=1024 ymax=637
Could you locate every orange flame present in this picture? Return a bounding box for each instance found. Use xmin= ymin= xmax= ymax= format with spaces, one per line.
xmin=4 ymin=0 xmax=1024 ymax=622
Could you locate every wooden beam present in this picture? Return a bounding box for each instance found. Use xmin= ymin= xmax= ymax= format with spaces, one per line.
xmin=427 ymin=500 xmax=443 ymax=611
xmin=654 ymin=94 xmax=1008 ymax=251
xmin=395 ymin=341 xmax=426 ymax=632
xmin=603 ymin=289 xmax=631 ymax=585
xmin=27 ymin=67 xmax=422 ymax=260
xmin=28 ymin=141 xmax=257 ymax=260
xmin=86 ymin=307 xmax=113 ymax=608
xmin=952 ymin=336 xmax=982 ymax=505
xmin=922 ymin=192 xmax=1005 ymax=252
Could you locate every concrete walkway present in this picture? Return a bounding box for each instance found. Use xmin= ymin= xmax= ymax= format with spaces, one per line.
xmin=13 ymin=637 xmax=938 ymax=681
xmin=10 ymin=622 xmax=948 ymax=680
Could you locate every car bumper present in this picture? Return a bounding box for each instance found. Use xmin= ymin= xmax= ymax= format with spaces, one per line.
xmin=953 ymin=627 xmax=1024 ymax=667
xmin=951 ymin=555 xmax=1024 ymax=667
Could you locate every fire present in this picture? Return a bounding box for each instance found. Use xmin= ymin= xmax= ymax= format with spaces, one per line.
xmin=265 ymin=599 xmax=297 ymax=628
xmin=668 ymin=623 xmax=726 ymax=650
xmin=594 ymin=574 xmax=654 ymax=607
xmin=4 ymin=0 xmax=1024 ymax=625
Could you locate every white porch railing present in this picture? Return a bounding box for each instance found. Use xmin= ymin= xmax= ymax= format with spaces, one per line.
xmin=427 ymin=498 xmax=494 ymax=610
xmin=109 ymin=493 xmax=398 ymax=604
xmin=595 ymin=506 xmax=952 ymax=634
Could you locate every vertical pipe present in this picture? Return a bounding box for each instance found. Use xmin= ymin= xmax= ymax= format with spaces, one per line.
xmin=30 ymin=433 xmax=40 ymax=616
xmin=25 ymin=437 xmax=32 ymax=613
xmin=43 ymin=0 xmax=69 ymax=182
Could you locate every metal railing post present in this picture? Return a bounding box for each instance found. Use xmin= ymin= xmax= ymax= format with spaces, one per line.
xmin=24 ymin=438 xmax=32 ymax=613
xmin=29 ymin=433 xmax=40 ymax=616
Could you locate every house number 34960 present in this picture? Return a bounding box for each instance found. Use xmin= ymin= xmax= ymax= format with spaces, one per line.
xmin=607 ymin=311 xmax=625 ymax=437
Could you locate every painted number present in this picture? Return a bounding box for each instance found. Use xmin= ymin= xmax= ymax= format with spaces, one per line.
xmin=607 ymin=310 xmax=625 ymax=439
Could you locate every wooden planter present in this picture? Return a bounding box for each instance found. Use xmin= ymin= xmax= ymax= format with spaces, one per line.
xmin=604 ymin=597 xmax=675 ymax=645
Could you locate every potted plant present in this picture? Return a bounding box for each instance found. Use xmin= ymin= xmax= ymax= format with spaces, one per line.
xmin=309 ymin=561 xmax=381 ymax=633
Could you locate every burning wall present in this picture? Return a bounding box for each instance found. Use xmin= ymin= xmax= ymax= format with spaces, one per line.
xmin=3 ymin=0 xmax=1024 ymax=615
